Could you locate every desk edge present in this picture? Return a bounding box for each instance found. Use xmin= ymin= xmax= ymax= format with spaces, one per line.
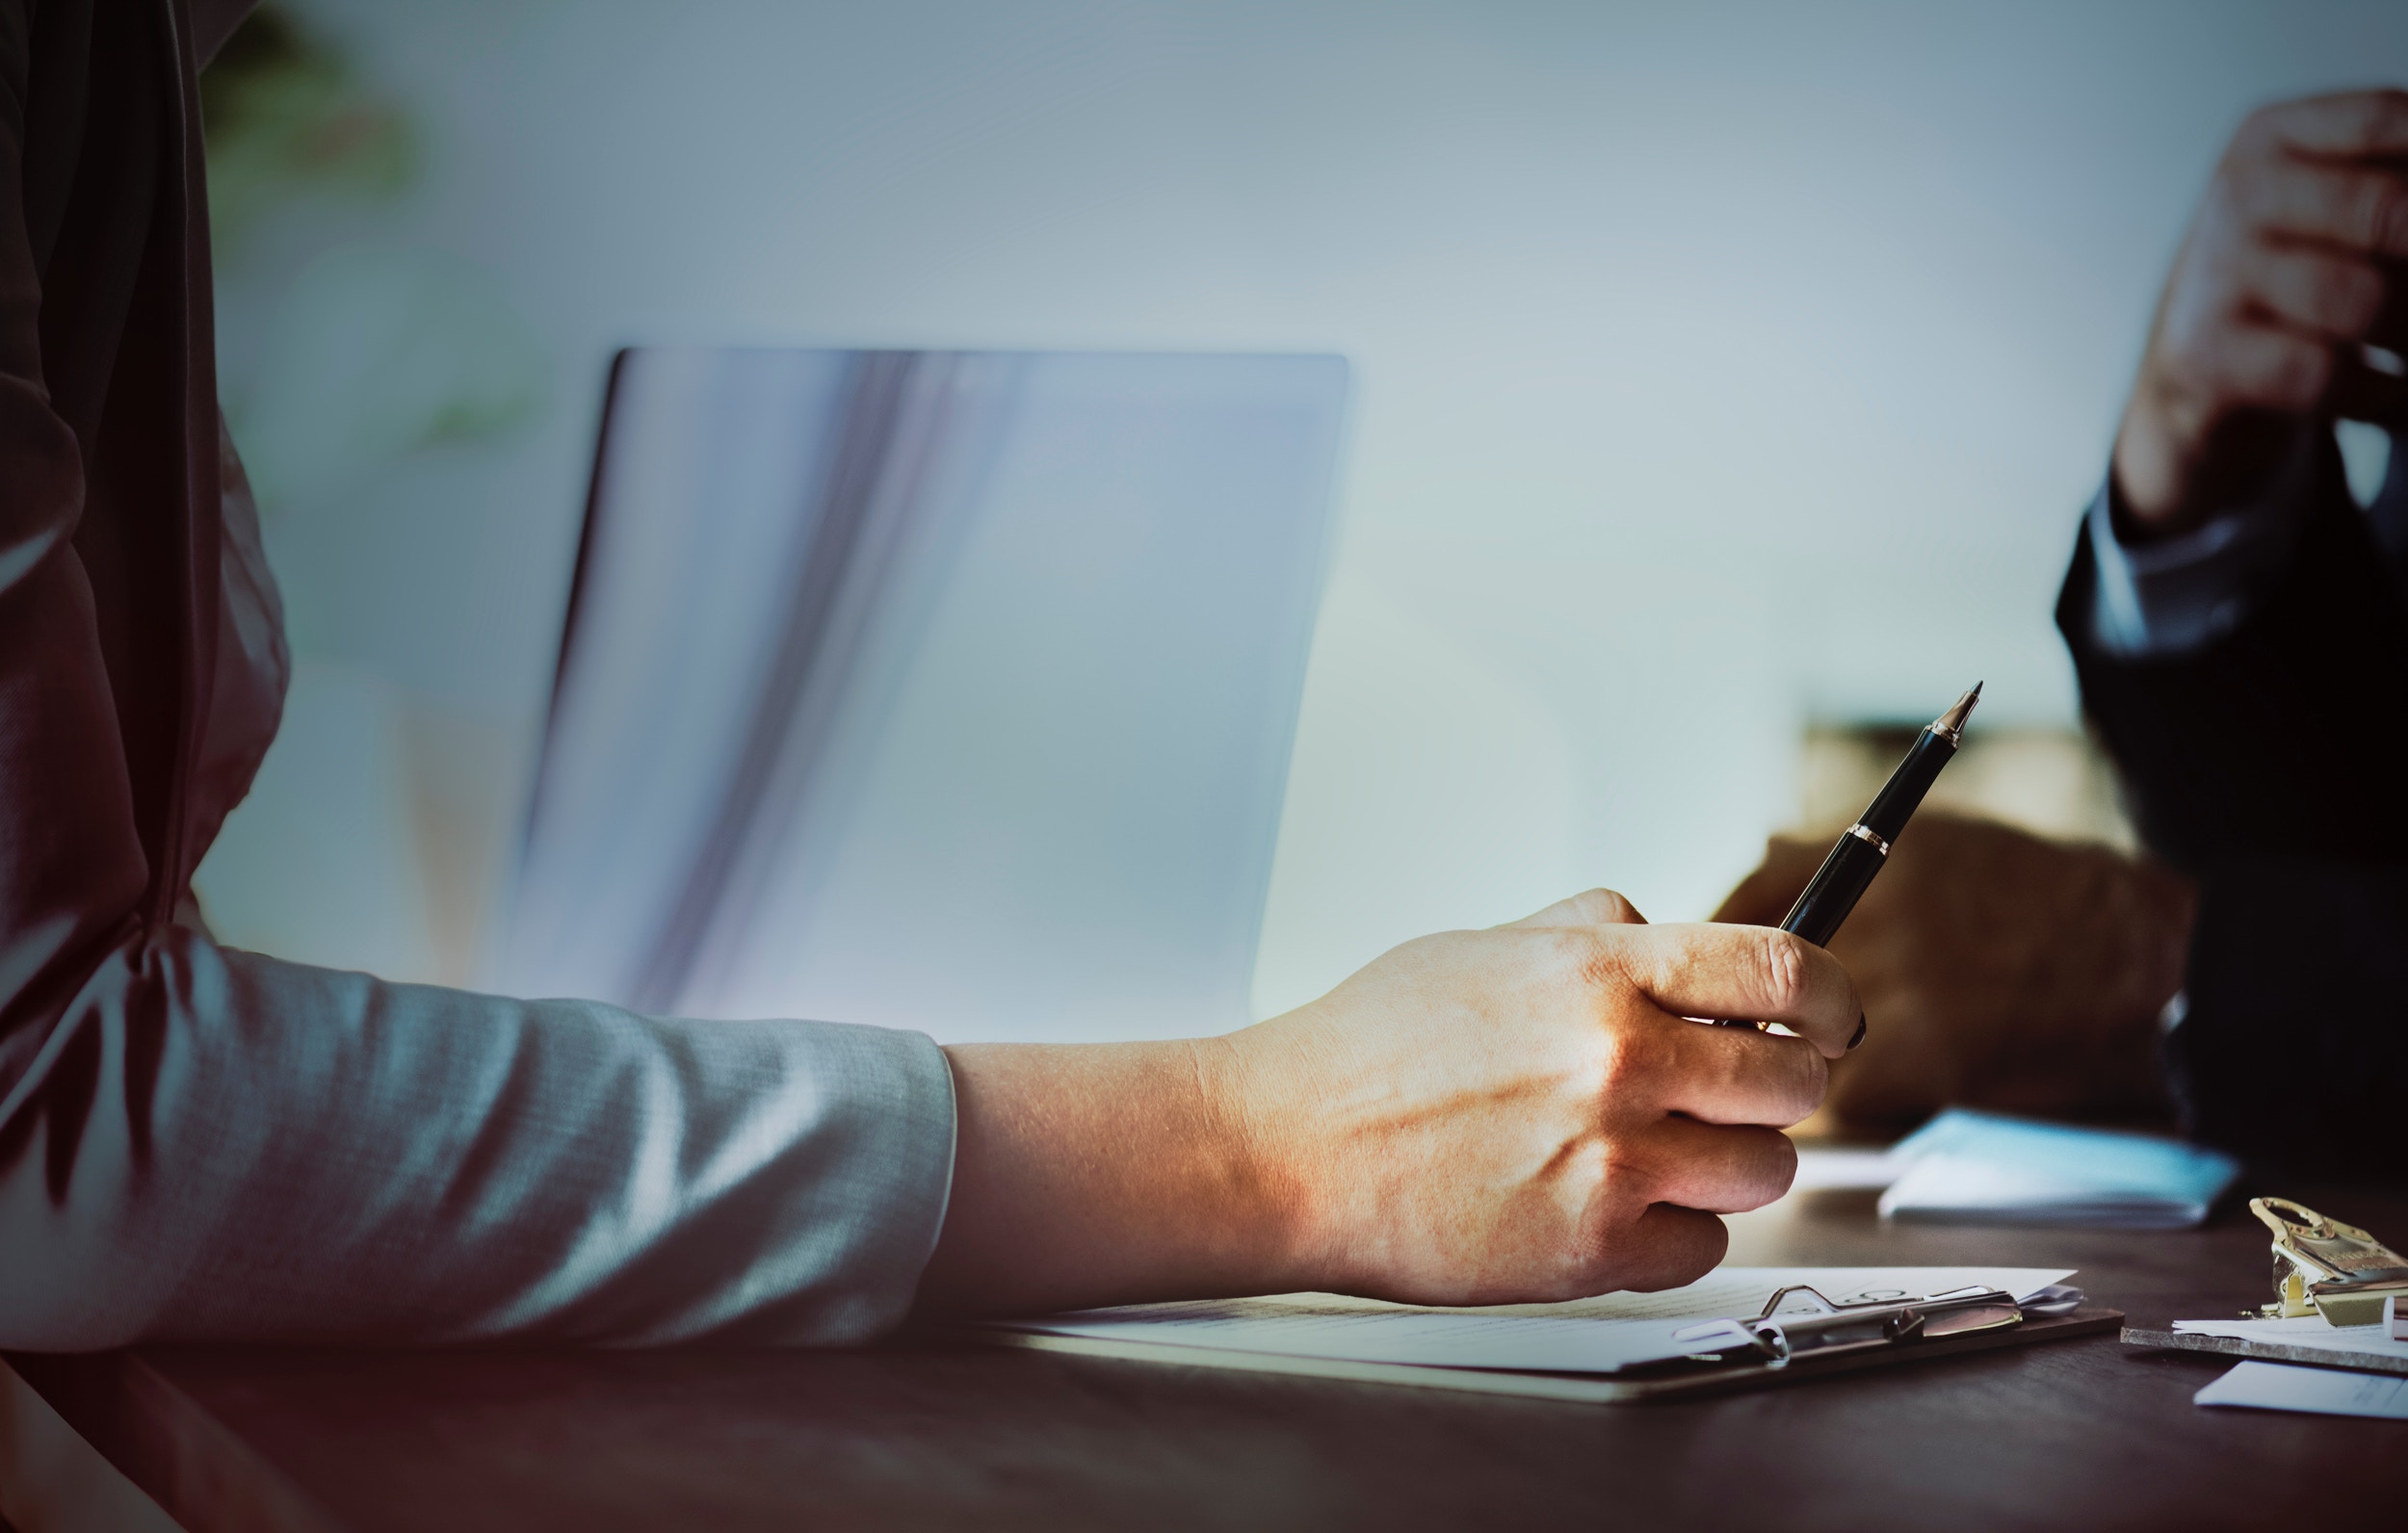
xmin=3 ymin=1351 xmax=346 ymax=1533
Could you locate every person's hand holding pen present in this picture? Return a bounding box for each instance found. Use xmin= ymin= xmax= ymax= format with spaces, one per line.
xmin=2115 ymin=88 xmax=2408 ymax=533
xmin=914 ymin=891 xmax=1860 ymax=1318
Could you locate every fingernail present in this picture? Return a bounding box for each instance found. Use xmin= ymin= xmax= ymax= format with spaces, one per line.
xmin=1847 ymin=1013 xmax=1868 ymax=1051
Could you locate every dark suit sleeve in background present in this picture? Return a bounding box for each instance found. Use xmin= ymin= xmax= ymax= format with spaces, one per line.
xmin=2057 ymin=434 xmax=2408 ymax=1174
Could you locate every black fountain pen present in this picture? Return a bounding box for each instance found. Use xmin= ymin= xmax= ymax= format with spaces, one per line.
xmin=1717 ymin=682 xmax=1982 ymax=1045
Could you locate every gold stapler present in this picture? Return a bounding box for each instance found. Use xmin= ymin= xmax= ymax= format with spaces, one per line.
xmin=2251 ymin=1197 xmax=2408 ymax=1327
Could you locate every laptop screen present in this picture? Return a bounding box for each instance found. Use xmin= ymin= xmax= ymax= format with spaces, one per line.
xmin=494 ymin=348 xmax=1348 ymax=1042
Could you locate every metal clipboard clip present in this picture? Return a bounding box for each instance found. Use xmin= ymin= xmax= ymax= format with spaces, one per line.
xmin=2251 ymin=1197 xmax=2408 ymax=1327
xmin=1665 ymin=1283 xmax=2055 ymax=1370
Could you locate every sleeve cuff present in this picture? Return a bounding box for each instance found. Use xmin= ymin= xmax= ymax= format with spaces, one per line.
xmin=2083 ymin=429 xmax=2323 ymax=659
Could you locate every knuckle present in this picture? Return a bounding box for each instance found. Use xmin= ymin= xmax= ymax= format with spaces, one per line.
xmin=1757 ymin=929 xmax=1810 ymax=1012
xmin=2282 ymin=341 xmax=2336 ymax=403
xmin=2236 ymin=330 xmax=2333 ymax=405
xmin=1684 ymin=1215 xmax=1732 ymax=1282
xmin=1790 ymin=1048 xmax=1830 ymax=1120
xmin=2351 ymin=177 xmax=2404 ymax=250
xmin=1593 ymin=1022 xmax=1652 ymax=1101
xmin=2318 ymin=261 xmax=2385 ymax=331
xmin=1596 ymin=1135 xmax=1652 ymax=1199
xmin=1767 ymin=1131 xmax=1801 ymax=1199
xmin=2369 ymin=91 xmax=2408 ymax=149
xmin=1572 ymin=1214 xmax=1639 ymax=1294
xmin=1567 ymin=888 xmax=1636 ymax=925
xmin=1590 ymin=1226 xmax=1706 ymax=1296
xmin=1569 ymin=927 xmax=1622 ymax=994
xmin=1730 ymin=1130 xmax=1797 ymax=1210
xmin=2378 ymin=187 xmax=2408 ymax=253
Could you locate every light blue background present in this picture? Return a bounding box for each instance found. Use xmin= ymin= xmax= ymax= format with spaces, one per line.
xmin=197 ymin=1 xmax=2408 ymax=1020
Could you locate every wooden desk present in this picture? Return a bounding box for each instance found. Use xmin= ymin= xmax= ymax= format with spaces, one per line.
xmin=12 ymin=1177 xmax=2406 ymax=1531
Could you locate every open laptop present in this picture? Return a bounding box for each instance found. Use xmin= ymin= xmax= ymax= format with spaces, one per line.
xmin=492 ymin=348 xmax=1348 ymax=1042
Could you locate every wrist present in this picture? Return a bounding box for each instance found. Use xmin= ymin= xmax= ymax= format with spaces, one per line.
xmin=2112 ymin=390 xmax=2209 ymax=537
xmin=918 ymin=1036 xmax=1303 ymax=1315
xmin=1196 ymin=1021 xmax=1335 ymax=1292
xmin=2115 ymin=381 xmax=2328 ymax=544
xmin=1174 ymin=1032 xmax=1300 ymax=1289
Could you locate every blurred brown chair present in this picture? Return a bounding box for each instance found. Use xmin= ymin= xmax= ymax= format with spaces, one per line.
xmin=1714 ymin=813 xmax=2195 ymax=1134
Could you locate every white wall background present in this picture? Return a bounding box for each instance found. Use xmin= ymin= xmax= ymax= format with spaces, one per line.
xmin=197 ymin=0 xmax=2408 ymax=1022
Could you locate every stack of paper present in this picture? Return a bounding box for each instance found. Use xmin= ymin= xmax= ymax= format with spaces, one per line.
xmin=2168 ymin=1318 xmax=2408 ymax=1419
xmin=1874 ymin=1108 xmax=2238 ymax=1230
xmin=2165 ymin=1315 xmax=2408 ymax=1370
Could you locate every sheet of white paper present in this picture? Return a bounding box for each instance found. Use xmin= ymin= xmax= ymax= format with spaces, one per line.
xmin=1001 ymin=1266 xmax=2074 ymax=1375
xmin=2171 ymin=1315 xmax=2408 ymax=1363
xmin=2196 ymin=1361 xmax=2408 ymax=1418
xmin=1788 ymin=1147 xmax=1906 ymax=1192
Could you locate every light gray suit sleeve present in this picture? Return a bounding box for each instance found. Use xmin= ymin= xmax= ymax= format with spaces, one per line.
xmin=2 ymin=928 xmax=957 ymax=1348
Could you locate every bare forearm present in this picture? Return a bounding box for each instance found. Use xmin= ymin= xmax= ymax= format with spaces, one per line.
xmin=914 ymin=1038 xmax=1300 ymax=1316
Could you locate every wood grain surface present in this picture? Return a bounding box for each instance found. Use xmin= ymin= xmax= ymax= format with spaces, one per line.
xmin=14 ymin=1173 xmax=2406 ymax=1532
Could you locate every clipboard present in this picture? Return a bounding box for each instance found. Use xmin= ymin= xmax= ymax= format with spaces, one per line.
xmin=974 ymin=1286 xmax=2124 ymax=1406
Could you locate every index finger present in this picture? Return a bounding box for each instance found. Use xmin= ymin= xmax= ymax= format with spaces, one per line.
xmin=2245 ymin=159 xmax=2408 ymax=259
xmin=1603 ymin=922 xmax=1861 ymax=1059
xmin=1646 ymin=1017 xmax=1829 ymax=1129
xmin=2252 ymin=89 xmax=2408 ymax=160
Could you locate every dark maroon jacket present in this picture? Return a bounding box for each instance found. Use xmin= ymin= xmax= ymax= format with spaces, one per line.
xmin=0 ymin=0 xmax=955 ymax=1348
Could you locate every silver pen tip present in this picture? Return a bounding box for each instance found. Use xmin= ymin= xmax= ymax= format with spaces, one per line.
xmin=1932 ymin=681 xmax=1982 ymax=741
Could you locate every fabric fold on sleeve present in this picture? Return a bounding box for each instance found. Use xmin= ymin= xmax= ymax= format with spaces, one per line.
xmin=2 ymin=929 xmax=957 ymax=1349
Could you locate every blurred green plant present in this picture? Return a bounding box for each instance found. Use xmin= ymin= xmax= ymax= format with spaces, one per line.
xmin=239 ymin=242 xmax=550 ymax=512
xmin=202 ymin=4 xmax=413 ymax=247
xmin=203 ymin=9 xmax=547 ymax=517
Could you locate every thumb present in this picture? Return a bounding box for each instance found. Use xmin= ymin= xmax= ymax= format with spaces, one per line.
xmin=1504 ymin=888 xmax=1648 ymax=929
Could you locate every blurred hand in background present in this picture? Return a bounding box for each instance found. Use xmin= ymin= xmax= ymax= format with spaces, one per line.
xmin=2115 ymin=89 xmax=2408 ymax=533
xmin=1714 ymin=815 xmax=2194 ymax=1133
